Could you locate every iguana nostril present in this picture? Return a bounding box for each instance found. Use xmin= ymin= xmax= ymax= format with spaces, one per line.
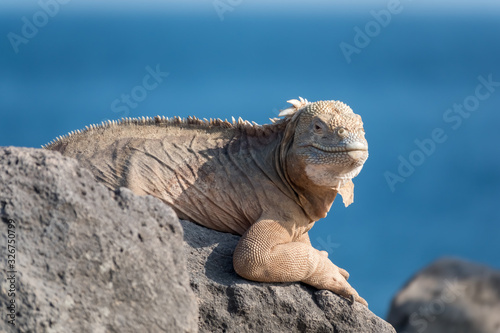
xmin=338 ymin=128 xmax=348 ymax=138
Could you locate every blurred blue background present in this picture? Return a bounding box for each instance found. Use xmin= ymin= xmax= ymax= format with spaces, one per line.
xmin=1 ymin=0 xmax=499 ymax=318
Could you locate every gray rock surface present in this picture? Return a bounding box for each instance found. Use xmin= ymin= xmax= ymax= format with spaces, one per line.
xmin=181 ymin=218 xmax=396 ymax=333
xmin=0 ymin=147 xmax=198 ymax=333
xmin=0 ymin=146 xmax=395 ymax=333
xmin=388 ymin=257 xmax=500 ymax=333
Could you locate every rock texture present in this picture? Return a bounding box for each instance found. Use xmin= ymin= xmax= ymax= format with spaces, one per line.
xmin=0 ymin=147 xmax=198 ymax=333
xmin=181 ymin=219 xmax=395 ymax=333
xmin=388 ymin=257 xmax=500 ymax=333
xmin=0 ymin=146 xmax=395 ymax=333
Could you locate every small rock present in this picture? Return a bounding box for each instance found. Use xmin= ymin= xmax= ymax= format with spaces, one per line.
xmin=388 ymin=257 xmax=500 ymax=333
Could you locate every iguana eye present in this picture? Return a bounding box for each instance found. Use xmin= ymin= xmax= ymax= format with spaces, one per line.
xmin=312 ymin=119 xmax=326 ymax=134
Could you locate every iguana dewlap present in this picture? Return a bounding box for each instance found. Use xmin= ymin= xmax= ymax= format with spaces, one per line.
xmin=44 ymin=98 xmax=369 ymax=306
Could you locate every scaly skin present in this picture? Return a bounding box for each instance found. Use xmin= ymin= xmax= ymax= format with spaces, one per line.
xmin=44 ymin=98 xmax=369 ymax=305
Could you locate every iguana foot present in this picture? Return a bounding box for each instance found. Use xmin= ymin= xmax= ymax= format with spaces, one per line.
xmin=233 ymin=220 xmax=368 ymax=307
xmin=302 ymin=255 xmax=368 ymax=307
xmin=325 ymin=277 xmax=368 ymax=307
xmin=338 ymin=267 xmax=350 ymax=280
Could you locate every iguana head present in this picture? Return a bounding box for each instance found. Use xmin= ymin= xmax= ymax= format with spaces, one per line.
xmin=279 ymin=97 xmax=368 ymax=207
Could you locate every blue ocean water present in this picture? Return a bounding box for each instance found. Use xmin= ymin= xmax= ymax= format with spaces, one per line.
xmin=1 ymin=3 xmax=499 ymax=318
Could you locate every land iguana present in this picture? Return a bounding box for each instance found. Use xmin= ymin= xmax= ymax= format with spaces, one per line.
xmin=44 ymin=98 xmax=369 ymax=305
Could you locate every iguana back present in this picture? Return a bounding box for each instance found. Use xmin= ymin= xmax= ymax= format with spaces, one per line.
xmin=46 ymin=117 xmax=296 ymax=235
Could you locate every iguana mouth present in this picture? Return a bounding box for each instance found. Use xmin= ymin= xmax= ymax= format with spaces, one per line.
xmin=311 ymin=142 xmax=368 ymax=153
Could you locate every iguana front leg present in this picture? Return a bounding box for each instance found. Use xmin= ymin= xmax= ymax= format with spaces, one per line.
xmin=233 ymin=218 xmax=368 ymax=306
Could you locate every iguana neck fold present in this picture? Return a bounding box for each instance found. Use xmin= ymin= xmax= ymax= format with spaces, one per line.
xmin=274 ymin=116 xmax=338 ymax=222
